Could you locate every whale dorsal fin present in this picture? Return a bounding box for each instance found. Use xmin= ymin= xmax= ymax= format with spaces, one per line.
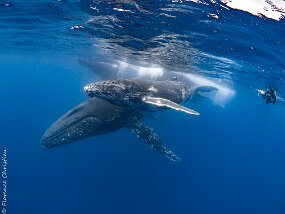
xmin=141 ymin=96 xmax=199 ymax=116
xmin=169 ymin=77 xmax=178 ymax=81
xmin=196 ymin=86 xmax=218 ymax=93
xmin=195 ymin=86 xmax=225 ymax=108
xmin=126 ymin=118 xmax=181 ymax=162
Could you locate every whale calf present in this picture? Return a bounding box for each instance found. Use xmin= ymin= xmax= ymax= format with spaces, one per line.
xmin=84 ymin=78 xmax=217 ymax=116
xmin=79 ymin=57 xmax=235 ymax=107
xmin=41 ymin=97 xmax=180 ymax=162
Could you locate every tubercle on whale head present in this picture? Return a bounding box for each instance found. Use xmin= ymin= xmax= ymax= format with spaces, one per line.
xmin=84 ymin=80 xmax=127 ymax=99
xmin=84 ymin=83 xmax=102 ymax=97
xmin=84 ymin=81 xmax=110 ymax=98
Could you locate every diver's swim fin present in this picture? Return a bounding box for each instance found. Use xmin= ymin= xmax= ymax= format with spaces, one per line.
xmin=141 ymin=96 xmax=199 ymax=116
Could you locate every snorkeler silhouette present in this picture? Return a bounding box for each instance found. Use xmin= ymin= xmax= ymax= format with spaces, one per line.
xmin=258 ymin=88 xmax=277 ymax=104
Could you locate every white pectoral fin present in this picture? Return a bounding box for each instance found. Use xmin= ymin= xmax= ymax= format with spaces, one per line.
xmin=142 ymin=96 xmax=199 ymax=116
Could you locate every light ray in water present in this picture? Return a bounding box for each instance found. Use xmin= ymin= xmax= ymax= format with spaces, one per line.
xmin=114 ymin=60 xmax=165 ymax=79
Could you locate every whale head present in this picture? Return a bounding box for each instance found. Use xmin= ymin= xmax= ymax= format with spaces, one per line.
xmin=84 ymin=79 xmax=141 ymax=106
xmin=40 ymin=98 xmax=133 ymax=149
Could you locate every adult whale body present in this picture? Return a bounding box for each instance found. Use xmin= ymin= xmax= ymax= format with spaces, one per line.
xmin=41 ymin=97 xmax=180 ymax=162
xmin=84 ymin=79 xmax=216 ymax=115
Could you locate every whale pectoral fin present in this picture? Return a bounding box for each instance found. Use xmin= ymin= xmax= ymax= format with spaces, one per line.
xmin=127 ymin=119 xmax=181 ymax=162
xmin=141 ymin=96 xmax=199 ymax=116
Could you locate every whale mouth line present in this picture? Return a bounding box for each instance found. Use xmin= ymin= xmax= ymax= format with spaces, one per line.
xmin=41 ymin=116 xmax=91 ymax=145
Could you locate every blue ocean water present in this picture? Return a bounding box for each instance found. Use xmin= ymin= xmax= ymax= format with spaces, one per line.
xmin=1 ymin=1 xmax=285 ymax=213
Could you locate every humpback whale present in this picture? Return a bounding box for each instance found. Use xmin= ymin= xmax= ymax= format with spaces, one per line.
xmin=41 ymin=97 xmax=181 ymax=162
xmin=84 ymin=79 xmax=217 ymax=116
xmin=79 ymin=57 xmax=235 ymax=107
